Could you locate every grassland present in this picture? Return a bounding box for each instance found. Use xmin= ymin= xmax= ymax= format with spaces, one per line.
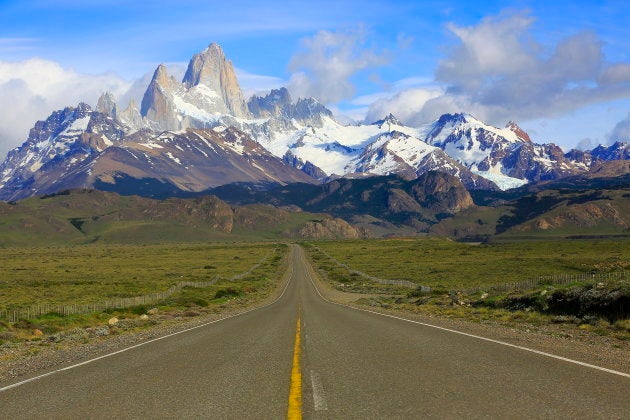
xmin=304 ymin=238 xmax=629 ymax=340
xmin=306 ymin=237 xmax=629 ymax=290
xmin=0 ymin=242 xmax=288 ymax=344
xmin=0 ymin=242 xmax=281 ymax=310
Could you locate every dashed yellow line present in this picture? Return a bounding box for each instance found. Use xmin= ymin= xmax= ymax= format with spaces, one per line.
xmin=287 ymin=313 xmax=302 ymax=419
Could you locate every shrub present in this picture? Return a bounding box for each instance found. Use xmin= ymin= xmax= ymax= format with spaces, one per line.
xmin=214 ymin=287 xmax=242 ymax=299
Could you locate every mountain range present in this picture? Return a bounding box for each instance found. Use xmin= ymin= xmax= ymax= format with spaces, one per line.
xmin=0 ymin=43 xmax=628 ymax=202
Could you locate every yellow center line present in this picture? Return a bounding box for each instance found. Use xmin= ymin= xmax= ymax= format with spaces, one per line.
xmin=287 ymin=311 xmax=302 ymax=420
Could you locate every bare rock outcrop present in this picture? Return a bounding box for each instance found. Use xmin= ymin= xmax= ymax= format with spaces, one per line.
xmin=298 ymin=217 xmax=363 ymax=239
xmin=410 ymin=171 xmax=474 ymax=214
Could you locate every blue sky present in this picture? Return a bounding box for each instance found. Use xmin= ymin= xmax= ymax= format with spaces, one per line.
xmin=0 ymin=0 xmax=628 ymax=156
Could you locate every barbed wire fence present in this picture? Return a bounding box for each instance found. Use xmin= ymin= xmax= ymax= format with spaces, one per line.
xmin=306 ymin=245 xmax=628 ymax=295
xmin=464 ymin=270 xmax=628 ymax=294
xmin=308 ymin=245 xmax=431 ymax=291
xmin=0 ymin=246 xmax=279 ymax=323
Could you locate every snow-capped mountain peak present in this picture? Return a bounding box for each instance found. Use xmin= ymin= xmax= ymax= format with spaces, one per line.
xmin=505 ymin=120 xmax=532 ymax=143
xmin=181 ymin=43 xmax=249 ymax=118
xmin=0 ymin=42 xmax=626 ymax=201
xmin=371 ymin=113 xmax=403 ymax=129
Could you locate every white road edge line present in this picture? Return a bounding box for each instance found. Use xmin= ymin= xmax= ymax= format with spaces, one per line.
xmin=0 ymin=261 xmax=296 ymax=393
xmin=302 ymin=254 xmax=630 ymax=379
xmin=310 ymin=370 xmax=328 ymax=411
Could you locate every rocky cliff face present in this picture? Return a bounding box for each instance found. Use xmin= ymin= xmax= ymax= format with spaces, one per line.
xmin=410 ymin=171 xmax=474 ymax=214
xmin=247 ymin=87 xmax=332 ymax=127
xmin=140 ymin=65 xmax=184 ymax=130
xmin=503 ymin=142 xmax=584 ymax=182
xmin=590 ymin=141 xmax=629 ymax=161
xmin=505 ymin=121 xmax=531 ymax=143
xmin=96 ymin=92 xmax=117 ymax=119
xmin=182 ymin=43 xmax=249 ymax=118
xmin=282 ymin=150 xmax=327 ymax=179
xmin=298 ymin=217 xmax=363 ymax=239
xmin=140 ymin=44 xmax=250 ymax=131
xmin=1 ymin=43 xmax=627 ymax=203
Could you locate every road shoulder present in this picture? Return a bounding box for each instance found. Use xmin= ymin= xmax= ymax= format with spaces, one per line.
xmin=302 ymin=247 xmax=630 ymax=375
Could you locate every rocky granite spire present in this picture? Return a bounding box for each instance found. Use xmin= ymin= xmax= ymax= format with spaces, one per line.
xmin=96 ymin=91 xmax=117 ymax=118
xmin=182 ymin=43 xmax=249 ymax=118
xmin=118 ymin=99 xmax=144 ymax=131
xmin=140 ymin=64 xmax=181 ymax=130
xmin=247 ymin=87 xmax=333 ymax=127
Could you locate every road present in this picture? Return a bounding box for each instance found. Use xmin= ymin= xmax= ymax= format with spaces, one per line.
xmin=1 ymin=245 xmax=628 ymax=418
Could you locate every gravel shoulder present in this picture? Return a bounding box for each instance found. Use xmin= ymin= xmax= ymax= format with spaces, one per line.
xmin=307 ymin=260 xmax=630 ymax=375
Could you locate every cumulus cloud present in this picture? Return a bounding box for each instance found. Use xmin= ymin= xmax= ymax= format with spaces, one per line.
xmin=576 ymin=138 xmax=597 ymax=151
xmin=609 ymin=113 xmax=630 ymax=142
xmin=365 ymin=87 xmax=443 ymax=124
xmin=0 ymin=58 xmax=131 ymax=158
xmin=367 ymin=10 xmax=630 ymax=131
xmin=288 ymin=28 xmax=388 ymax=104
xmin=599 ymin=63 xmax=630 ymax=85
xmin=235 ymin=68 xmax=286 ymax=99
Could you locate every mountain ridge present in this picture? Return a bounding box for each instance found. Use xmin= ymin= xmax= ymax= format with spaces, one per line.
xmin=0 ymin=43 xmax=627 ymax=201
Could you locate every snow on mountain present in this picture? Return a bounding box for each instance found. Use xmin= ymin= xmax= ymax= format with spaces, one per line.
xmin=140 ymin=44 xmax=250 ymax=132
xmin=0 ymin=43 xmax=627 ymax=201
xmin=261 ymin=115 xmax=422 ymax=175
xmin=423 ymin=113 xmax=521 ymax=170
xmin=471 ymin=170 xmax=528 ymax=190
xmin=0 ymin=112 xmax=316 ymax=202
xmin=419 ymin=113 xmax=601 ymax=185
xmin=590 ymin=141 xmax=629 ymax=161
xmin=0 ymin=103 xmax=126 ymax=196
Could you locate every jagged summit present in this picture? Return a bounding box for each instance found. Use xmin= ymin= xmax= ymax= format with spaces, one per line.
xmin=139 ymin=44 xmax=250 ymax=130
xmin=182 ymin=43 xmax=249 ymax=117
xmin=506 ymin=121 xmax=532 ymax=143
xmin=182 ymin=43 xmax=223 ymax=86
xmin=372 ymin=113 xmax=402 ymax=128
xmin=248 ymin=87 xmax=293 ymax=119
xmin=154 ymin=64 xmax=173 ymax=86
xmin=0 ymin=42 xmax=627 ymax=202
xmin=96 ymin=92 xmax=117 ymax=118
xmin=590 ymin=141 xmax=629 ymax=161
xmin=247 ymin=87 xmax=333 ymax=126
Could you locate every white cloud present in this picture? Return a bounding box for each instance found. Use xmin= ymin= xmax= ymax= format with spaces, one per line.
xmin=576 ymin=138 xmax=596 ymax=151
xmin=287 ymin=28 xmax=388 ymax=104
xmin=0 ymin=58 xmax=132 ymax=159
xmin=609 ymin=113 xmax=630 ymax=142
xmin=437 ymin=11 xmax=537 ymax=92
xmin=366 ymin=10 xmax=630 ymax=138
xmin=235 ymin=68 xmax=286 ymax=99
xmin=364 ymin=87 xmax=443 ymax=124
xmin=599 ymin=64 xmax=630 ymax=85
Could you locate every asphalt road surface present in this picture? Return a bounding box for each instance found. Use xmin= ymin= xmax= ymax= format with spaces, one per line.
xmin=1 ymin=245 xmax=628 ymax=419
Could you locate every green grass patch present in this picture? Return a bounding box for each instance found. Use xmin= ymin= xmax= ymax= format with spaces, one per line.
xmin=305 ymin=238 xmax=629 ymax=290
xmin=0 ymin=242 xmax=282 ymax=310
xmin=0 ymin=243 xmax=289 ymax=345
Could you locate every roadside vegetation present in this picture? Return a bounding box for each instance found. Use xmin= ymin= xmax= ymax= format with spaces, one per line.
xmin=0 ymin=243 xmax=288 ymax=345
xmin=304 ymin=238 xmax=629 ymax=340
